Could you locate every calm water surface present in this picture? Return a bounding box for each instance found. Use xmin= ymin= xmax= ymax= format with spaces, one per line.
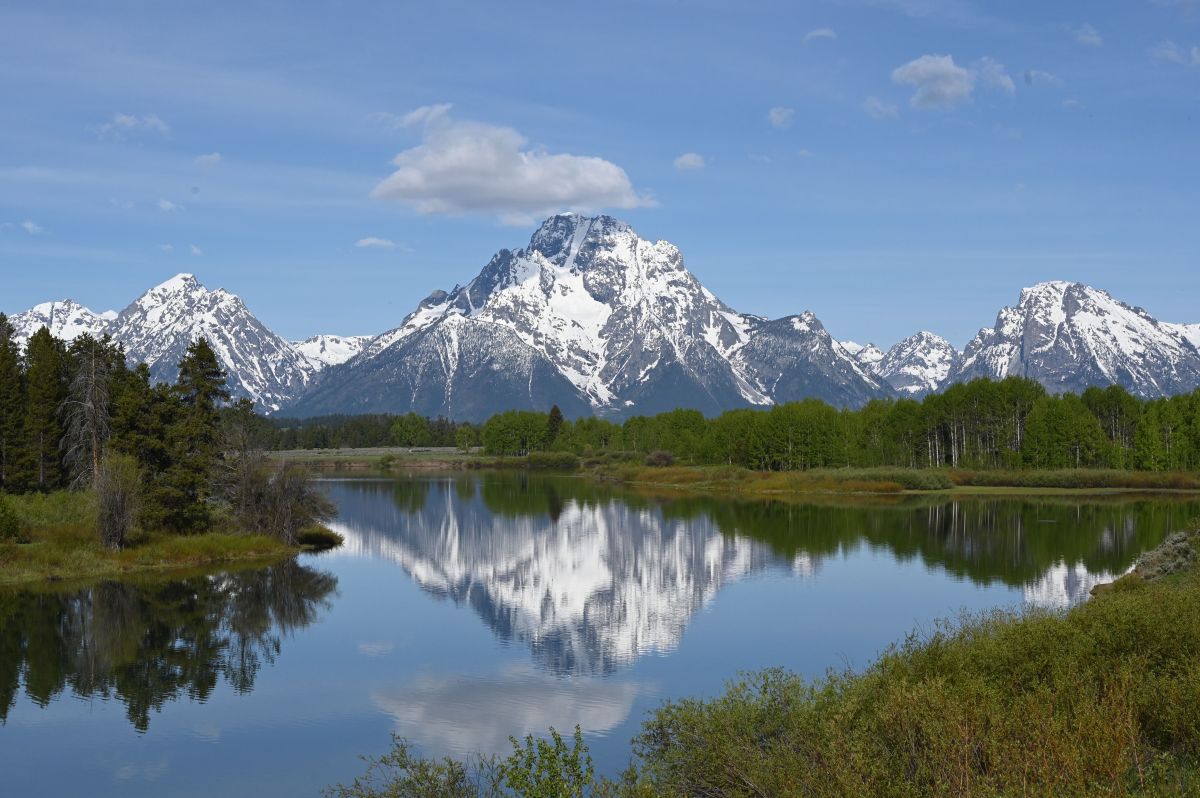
xmin=3 ymin=473 xmax=1197 ymax=796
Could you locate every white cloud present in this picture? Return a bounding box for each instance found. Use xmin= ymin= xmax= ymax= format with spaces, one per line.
xmin=158 ymin=243 xmax=174 ymax=253
xmin=1073 ymin=23 xmax=1102 ymax=47
xmin=157 ymin=199 xmax=181 ymax=212
xmin=20 ymin=220 xmax=43 ymax=235
xmin=673 ymin=152 xmax=706 ymax=171
xmin=1062 ymin=98 xmax=1084 ymax=110
xmin=975 ymin=57 xmax=1015 ymax=94
xmin=797 ymin=148 xmax=814 ymax=158
xmin=368 ymin=103 xmax=454 ymax=130
xmin=96 ymin=113 xmax=170 ymax=139
xmin=1150 ymin=40 xmax=1200 ymax=65
xmin=892 ymin=54 xmax=974 ymax=108
xmin=767 ymin=106 xmax=795 ymax=129
xmin=189 ymin=244 xmax=203 ymax=256
xmin=863 ymin=95 xmax=900 ymax=118
xmin=1023 ymin=69 xmax=1063 ymax=86
xmin=193 ymin=152 xmax=222 ymax=168
xmin=355 ymin=237 xmax=396 ymax=248
xmin=371 ymin=107 xmax=654 ymax=218
xmin=803 ymin=27 xmax=837 ymax=44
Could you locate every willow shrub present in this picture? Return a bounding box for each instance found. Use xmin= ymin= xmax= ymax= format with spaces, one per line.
xmin=634 ymin=566 xmax=1200 ymax=797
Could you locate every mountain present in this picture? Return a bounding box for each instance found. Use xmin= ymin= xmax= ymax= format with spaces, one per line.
xmin=107 ymin=274 xmax=315 ymax=411
xmin=292 ymin=334 xmax=371 ymax=371
xmin=949 ymin=281 xmax=1200 ymax=398
xmin=875 ymin=332 xmax=960 ymax=397
xmin=841 ymin=340 xmax=885 ymax=371
xmin=8 ymin=300 xmax=115 ymax=348
xmin=288 ymin=214 xmax=882 ymax=419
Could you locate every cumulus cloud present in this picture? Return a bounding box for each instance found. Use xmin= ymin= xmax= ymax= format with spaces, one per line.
xmin=20 ymin=220 xmax=43 ymax=235
xmin=673 ymin=152 xmax=706 ymax=171
xmin=370 ymin=107 xmax=653 ymax=220
xmin=355 ymin=237 xmax=396 ymax=248
xmin=1073 ymin=23 xmax=1102 ymax=47
xmin=157 ymin=199 xmax=181 ymax=212
xmin=767 ymin=106 xmax=795 ymax=129
xmin=193 ymin=152 xmax=222 ymax=168
xmin=1150 ymin=40 xmax=1200 ymax=64
xmin=863 ymin=95 xmax=900 ymax=119
xmin=1024 ymin=69 xmax=1064 ymax=86
xmin=975 ymin=57 xmax=1015 ymax=94
xmin=803 ymin=27 xmax=837 ymax=44
xmin=96 ymin=113 xmax=170 ymax=139
xmin=189 ymin=244 xmax=203 ymax=256
xmin=891 ymin=54 xmax=974 ymax=108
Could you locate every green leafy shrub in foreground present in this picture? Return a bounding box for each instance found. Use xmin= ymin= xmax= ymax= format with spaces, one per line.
xmin=0 ymin=496 xmax=23 ymax=542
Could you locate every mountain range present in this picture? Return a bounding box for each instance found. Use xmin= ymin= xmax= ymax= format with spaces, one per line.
xmin=6 ymin=214 xmax=1200 ymax=418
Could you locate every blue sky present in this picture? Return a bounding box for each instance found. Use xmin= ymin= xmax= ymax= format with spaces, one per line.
xmin=1 ymin=0 xmax=1198 ymax=348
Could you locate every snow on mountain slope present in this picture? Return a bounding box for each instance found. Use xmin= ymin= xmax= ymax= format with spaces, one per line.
xmin=841 ymin=340 xmax=885 ymax=372
xmin=292 ymin=334 xmax=370 ymax=370
xmin=8 ymin=300 xmax=115 ymax=348
xmin=1165 ymin=322 xmax=1200 ymax=351
xmin=108 ymin=274 xmax=315 ymax=411
xmin=876 ymin=332 xmax=960 ymax=397
xmin=949 ymin=281 xmax=1200 ymax=397
xmin=290 ymin=214 xmax=884 ymax=419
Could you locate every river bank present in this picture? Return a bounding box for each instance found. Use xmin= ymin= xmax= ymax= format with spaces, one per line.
xmin=0 ymin=491 xmax=340 ymax=588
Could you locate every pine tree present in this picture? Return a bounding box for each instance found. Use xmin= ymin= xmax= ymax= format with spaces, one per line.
xmin=22 ymin=328 xmax=68 ymax=490
xmin=547 ymin=404 xmax=565 ymax=444
xmin=63 ymin=334 xmax=118 ymax=488
xmin=0 ymin=314 xmax=24 ymax=491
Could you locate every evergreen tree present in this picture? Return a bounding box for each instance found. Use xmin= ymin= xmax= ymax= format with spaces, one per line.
xmin=547 ymin=404 xmax=565 ymax=444
xmin=22 ymin=328 xmax=68 ymax=490
xmin=0 ymin=314 xmax=24 ymax=491
xmin=63 ymin=334 xmax=119 ymax=488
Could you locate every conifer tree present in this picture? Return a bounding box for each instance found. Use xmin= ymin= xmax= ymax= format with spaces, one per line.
xmin=0 ymin=314 xmax=24 ymax=491
xmin=22 ymin=328 xmax=68 ymax=490
xmin=63 ymin=334 xmax=119 ymax=488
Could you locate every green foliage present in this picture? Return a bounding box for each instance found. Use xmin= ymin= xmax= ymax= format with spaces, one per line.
xmin=296 ymin=525 xmax=344 ymax=550
xmin=0 ymin=313 xmax=24 ymax=492
xmin=0 ymin=495 xmax=23 ymax=542
xmin=632 ymin=558 xmax=1200 ymax=797
xmin=22 ymin=327 xmax=68 ymax=490
xmin=525 ymin=451 xmax=580 ymax=471
xmin=501 ymin=727 xmax=595 ymax=798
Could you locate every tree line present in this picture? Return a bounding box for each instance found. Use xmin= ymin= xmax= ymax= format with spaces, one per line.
xmin=473 ymin=378 xmax=1200 ymax=471
xmin=0 ymin=315 xmax=330 ymax=548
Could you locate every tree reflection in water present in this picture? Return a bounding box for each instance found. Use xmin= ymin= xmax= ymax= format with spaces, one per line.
xmin=0 ymin=559 xmax=337 ymax=731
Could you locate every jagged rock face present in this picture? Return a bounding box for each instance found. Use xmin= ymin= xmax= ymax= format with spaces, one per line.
xmin=950 ymin=281 xmax=1200 ymax=397
xmin=734 ymin=314 xmax=892 ymax=408
xmin=292 ymin=334 xmax=370 ymax=371
xmin=876 ymin=332 xmax=961 ymax=397
xmin=293 ymin=314 xmax=591 ymax=420
xmin=108 ymin=274 xmax=315 ymax=411
xmin=289 ymin=214 xmax=880 ymax=419
xmin=8 ymin=300 xmax=115 ymax=348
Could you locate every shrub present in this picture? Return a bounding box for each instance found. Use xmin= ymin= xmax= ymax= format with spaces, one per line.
xmin=0 ymin=496 xmax=23 ymax=543
xmin=644 ymin=450 xmax=675 ymax=467
xmin=236 ymin=462 xmax=337 ymax=545
xmin=526 ymin=451 xmax=581 ymax=471
xmin=95 ymin=451 xmax=141 ymax=550
xmin=297 ymin=525 xmax=345 ymax=551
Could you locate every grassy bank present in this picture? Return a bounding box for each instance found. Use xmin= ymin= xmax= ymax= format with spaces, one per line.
xmin=0 ymin=491 xmax=319 ymax=587
xmin=593 ymin=463 xmax=1200 ymax=498
xmin=330 ymin=527 xmax=1200 ymax=797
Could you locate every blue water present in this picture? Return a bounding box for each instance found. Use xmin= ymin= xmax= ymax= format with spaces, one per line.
xmin=2 ymin=473 xmax=1194 ymax=796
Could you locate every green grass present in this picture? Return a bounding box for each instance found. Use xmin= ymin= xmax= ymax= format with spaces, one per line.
xmin=0 ymin=491 xmax=297 ymax=587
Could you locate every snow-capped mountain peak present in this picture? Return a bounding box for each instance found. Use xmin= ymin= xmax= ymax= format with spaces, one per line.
xmin=8 ymin=299 xmax=116 ymax=348
xmin=109 ymin=274 xmax=315 ymax=411
xmin=293 ymin=334 xmax=371 ymax=370
xmin=875 ymin=331 xmax=960 ymax=396
xmin=840 ymin=340 xmax=886 ymax=371
xmin=950 ymin=280 xmax=1200 ymax=397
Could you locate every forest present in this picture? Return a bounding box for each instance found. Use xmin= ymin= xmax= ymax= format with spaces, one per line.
xmin=0 ymin=315 xmax=328 ymax=552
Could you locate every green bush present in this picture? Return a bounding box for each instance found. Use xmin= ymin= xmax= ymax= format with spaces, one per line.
xmin=297 ymin=525 xmax=345 ymax=551
xmin=0 ymin=497 xmax=24 ymax=543
xmin=525 ymin=452 xmax=580 ymax=471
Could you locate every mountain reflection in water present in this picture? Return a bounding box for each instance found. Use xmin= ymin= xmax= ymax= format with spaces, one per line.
xmin=0 ymin=560 xmax=337 ymax=731
xmin=324 ymin=474 xmax=1197 ymax=675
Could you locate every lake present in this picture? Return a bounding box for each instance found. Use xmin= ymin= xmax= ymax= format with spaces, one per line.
xmin=2 ymin=473 xmax=1197 ymax=796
